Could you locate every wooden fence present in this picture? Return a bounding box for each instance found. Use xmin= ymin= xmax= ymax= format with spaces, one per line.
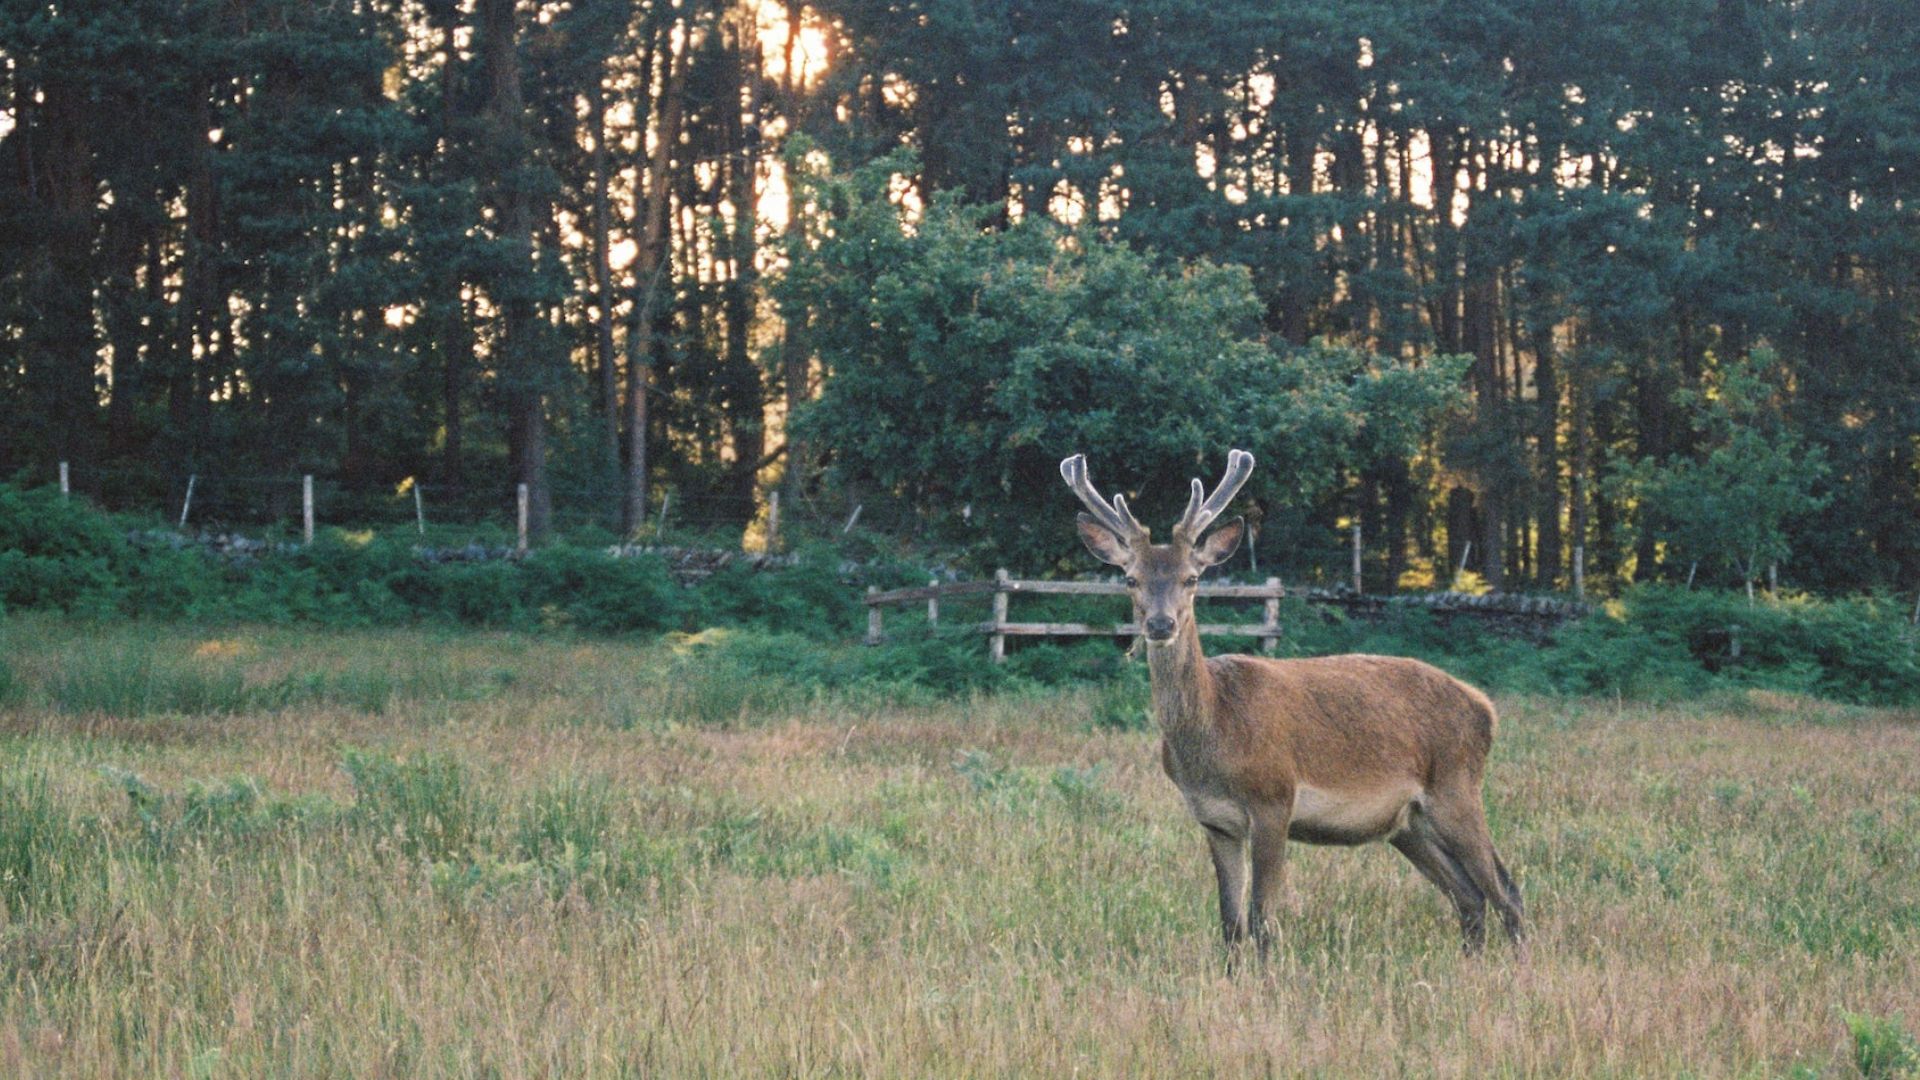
xmin=864 ymin=572 xmax=1597 ymax=661
xmin=865 ymin=570 xmax=1286 ymax=661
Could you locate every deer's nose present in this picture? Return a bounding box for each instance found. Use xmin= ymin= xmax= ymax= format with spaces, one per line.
xmin=1143 ymin=614 xmax=1177 ymax=641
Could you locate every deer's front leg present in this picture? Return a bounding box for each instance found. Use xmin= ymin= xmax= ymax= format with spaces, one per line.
xmin=1204 ymin=824 xmax=1249 ymax=945
xmin=1247 ymin=803 xmax=1293 ymax=955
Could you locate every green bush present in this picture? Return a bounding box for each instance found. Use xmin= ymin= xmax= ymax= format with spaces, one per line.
xmin=3 ymin=482 xmax=1915 ymax=707
xmin=1844 ymin=1011 xmax=1920 ymax=1079
xmin=342 ymin=749 xmax=488 ymax=861
xmin=0 ymin=483 xmax=220 ymax=617
xmin=1584 ymin=587 xmax=1920 ymax=706
xmin=1086 ymin=663 xmax=1151 ymax=731
xmin=693 ymin=550 xmax=867 ymax=634
xmin=0 ymin=768 xmax=87 ymax=916
xmin=51 ymin=640 xmax=251 ymax=716
xmin=520 ymin=546 xmax=686 ymax=633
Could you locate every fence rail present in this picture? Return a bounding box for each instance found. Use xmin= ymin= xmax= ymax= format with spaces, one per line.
xmin=866 ymin=570 xmax=1287 ymax=661
xmin=865 ymin=571 xmax=1597 ymax=661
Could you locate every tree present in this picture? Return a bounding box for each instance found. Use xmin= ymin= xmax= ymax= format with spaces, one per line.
xmin=1623 ymin=352 xmax=1831 ymax=596
xmin=779 ymin=153 xmax=1460 ymax=568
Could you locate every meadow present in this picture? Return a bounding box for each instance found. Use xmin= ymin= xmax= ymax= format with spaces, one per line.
xmin=1 ymin=616 xmax=1917 ymax=1077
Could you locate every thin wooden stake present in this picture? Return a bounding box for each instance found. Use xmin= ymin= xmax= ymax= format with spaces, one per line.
xmin=990 ymin=568 xmax=1010 ymax=663
xmin=842 ymin=503 xmax=863 ymax=535
xmin=414 ymin=483 xmax=426 ymax=535
xmin=1351 ymin=521 xmax=1363 ymax=594
xmin=517 ymin=482 xmax=530 ymax=554
xmin=1455 ymin=541 xmax=1471 ymax=585
xmin=302 ymin=475 xmax=315 ymax=544
xmin=1573 ymin=544 xmax=1585 ymax=601
xmin=656 ymin=491 xmax=670 ymax=535
xmin=766 ymin=490 xmax=781 ymax=552
xmin=58 ymin=461 xmax=69 ymax=499
xmin=178 ymin=474 xmax=196 ymax=529
xmin=927 ymin=577 xmax=939 ymax=626
xmin=1261 ymin=577 xmax=1281 ymax=654
xmin=866 ymin=585 xmax=882 ymax=645
xmin=1686 ymin=561 xmax=1698 ymax=589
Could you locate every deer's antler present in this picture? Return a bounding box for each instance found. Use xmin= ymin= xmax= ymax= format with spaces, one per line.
xmin=1174 ymin=449 xmax=1255 ymax=542
xmin=1060 ymin=454 xmax=1149 ymax=544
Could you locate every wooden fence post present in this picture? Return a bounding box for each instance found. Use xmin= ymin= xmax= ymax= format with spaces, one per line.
xmin=866 ymin=585 xmax=882 ymax=645
xmin=1260 ymin=577 xmax=1281 ymax=654
xmin=178 ymin=474 xmax=196 ymax=529
xmin=302 ymin=475 xmax=315 ymax=544
xmin=927 ymin=578 xmax=939 ymax=626
xmin=414 ymin=483 xmax=426 ymax=535
xmin=1351 ymin=521 xmax=1363 ymax=594
xmin=1573 ymin=544 xmax=1585 ymax=601
xmin=990 ymin=569 xmax=1009 ymax=663
xmin=58 ymin=461 xmax=69 ymax=499
xmin=517 ymin=482 xmax=529 ymax=554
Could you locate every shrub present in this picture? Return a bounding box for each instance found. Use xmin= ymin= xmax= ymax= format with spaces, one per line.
xmin=341 ymin=749 xmax=488 ymax=861
xmin=1599 ymin=587 xmax=1920 ymax=706
xmin=51 ymin=639 xmax=251 ymax=716
xmin=521 ymin=546 xmax=685 ymax=633
xmin=0 ymin=769 xmax=85 ymax=916
xmin=1843 ymin=1011 xmax=1920 ymax=1079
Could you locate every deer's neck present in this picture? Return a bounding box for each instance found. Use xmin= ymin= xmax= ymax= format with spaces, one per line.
xmin=1146 ymin=620 xmax=1215 ymax=735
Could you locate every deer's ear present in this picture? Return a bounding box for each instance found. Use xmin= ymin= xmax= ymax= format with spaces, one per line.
xmin=1076 ymin=514 xmax=1132 ymax=566
xmin=1192 ymin=517 xmax=1244 ymax=569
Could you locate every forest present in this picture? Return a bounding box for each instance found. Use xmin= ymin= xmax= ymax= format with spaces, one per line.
xmin=2 ymin=0 xmax=1916 ymax=592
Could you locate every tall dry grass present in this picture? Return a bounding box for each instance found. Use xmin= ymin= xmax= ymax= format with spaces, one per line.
xmin=0 ymin=616 xmax=1916 ymax=1076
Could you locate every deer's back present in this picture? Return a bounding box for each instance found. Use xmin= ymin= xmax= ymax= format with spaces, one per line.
xmin=1202 ymin=653 xmax=1497 ymax=800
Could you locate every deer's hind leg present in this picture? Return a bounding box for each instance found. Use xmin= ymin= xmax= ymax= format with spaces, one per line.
xmin=1422 ymin=788 xmax=1526 ymax=950
xmin=1390 ymin=821 xmax=1488 ymax=952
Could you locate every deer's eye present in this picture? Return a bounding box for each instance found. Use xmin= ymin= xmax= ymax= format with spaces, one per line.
xmin=1124 ymin=576 xmax=1138 ymax=588
xmin=1184 ymin=576 xmax=1199 ymax=587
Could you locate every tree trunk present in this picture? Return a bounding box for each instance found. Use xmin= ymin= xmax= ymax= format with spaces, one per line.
xmin=587 ymin=74 xmax=621 ymax=480
xmin=623 ymin=14 xmax=685 ymax=535
xmin=778 ymin=0 xmax=813 ymax=510
xmin=101 ymin=211 xmax=146 ymax=460
xmin=174 ymin=87 xmax=219 ymax=454
xmin=721 ymin=25 xmax=764 ymax=524
xmin=1569 ymin=333 xmax=1592 ymax=591
xmin=480 ymin=0 xmax=550 ymax=538
xmin=15 ymin=76 xmax=99 ymax=468
xmin=439 ymin=18 xmax=467 ymax=491
xmin=1532 ymin=319 xmax=1563 ymax=589
xmin=1632 ymin=355 xmax=1673 ymax=581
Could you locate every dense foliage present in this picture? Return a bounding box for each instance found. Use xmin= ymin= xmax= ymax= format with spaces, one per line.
xmin=781 ymin=154 xmax=1465 ymax=566
xmin=4 ymin=483 xmax=1915 ymax=705
xmin=1 ymin=0 xmax=1916 ymax=591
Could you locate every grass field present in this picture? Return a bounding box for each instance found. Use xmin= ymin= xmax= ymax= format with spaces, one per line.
xmin=1 ymin=617 xmax=1917 ymax=1077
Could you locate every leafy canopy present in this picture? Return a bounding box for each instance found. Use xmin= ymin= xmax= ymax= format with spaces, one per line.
xmin=781 ymin=152 xmax=1465 ymax=569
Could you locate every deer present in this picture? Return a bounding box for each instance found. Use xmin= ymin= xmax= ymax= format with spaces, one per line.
xmin=1061 ymin=449 xmax=1526 ymax=956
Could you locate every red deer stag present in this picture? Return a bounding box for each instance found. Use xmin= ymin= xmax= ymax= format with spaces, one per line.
xmin=1061 ymin=449 xmax=1525 ymax=954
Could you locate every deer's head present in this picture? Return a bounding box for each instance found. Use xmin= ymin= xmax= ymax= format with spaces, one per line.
xmin=1061 ymin=450 xmax=1253 ymax=646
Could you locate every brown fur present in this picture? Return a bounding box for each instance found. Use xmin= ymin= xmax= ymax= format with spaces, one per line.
xmin=1063 ymin=451 xmax=1525 ymax=956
